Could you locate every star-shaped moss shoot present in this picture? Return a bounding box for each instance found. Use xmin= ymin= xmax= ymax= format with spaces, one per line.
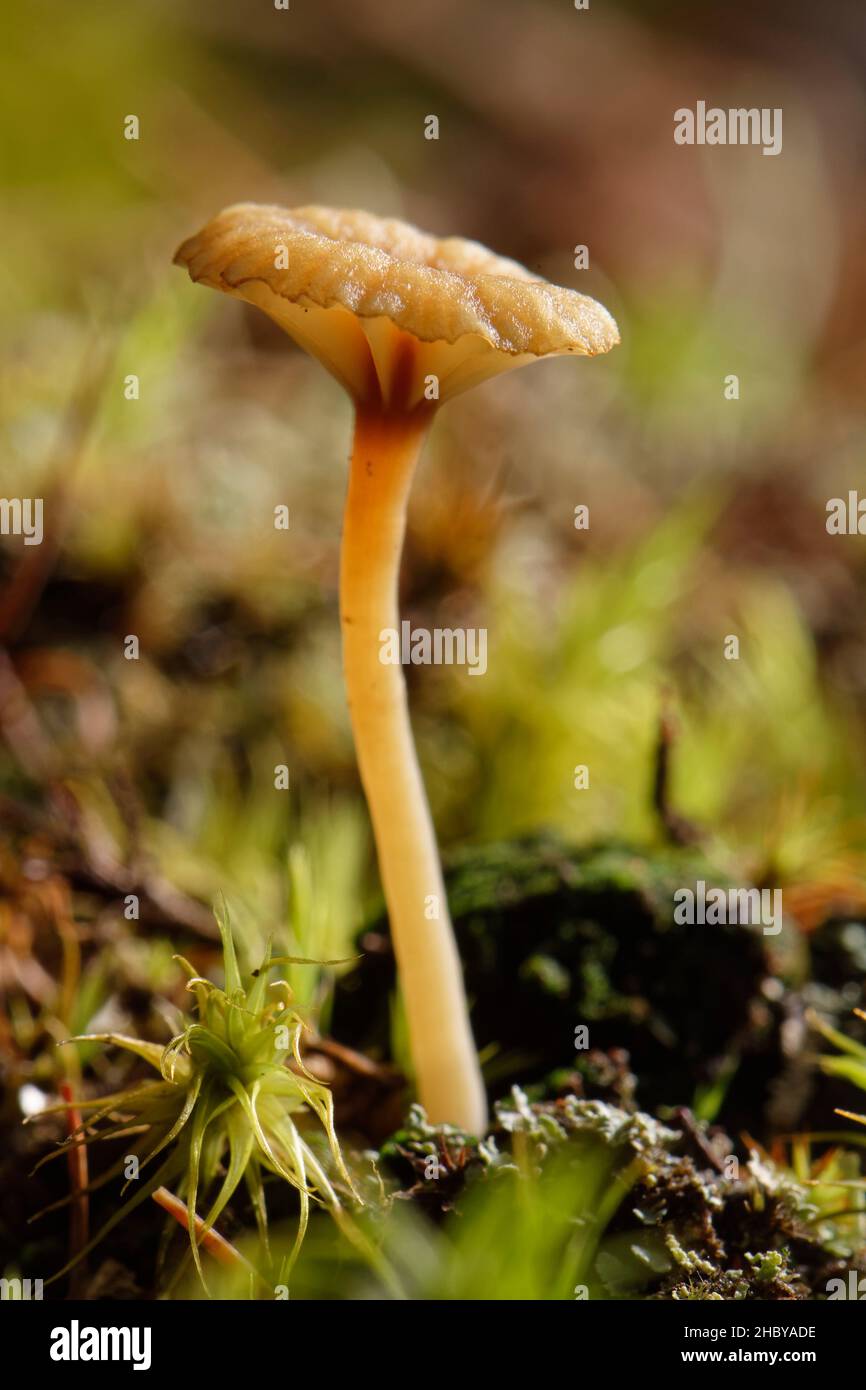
xmin=175 ymin=205 xmax=619 ymax=1132
xmin=31 ymin=908 xmax=359 ymax=1295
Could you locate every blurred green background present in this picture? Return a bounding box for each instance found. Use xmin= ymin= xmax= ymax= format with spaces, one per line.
xmin=2 ymin=0 xmax=866 ymax=950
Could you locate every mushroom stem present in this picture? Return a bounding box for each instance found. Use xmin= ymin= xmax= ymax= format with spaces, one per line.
xmin=340 ymin=406 xmax=487 ymax=1133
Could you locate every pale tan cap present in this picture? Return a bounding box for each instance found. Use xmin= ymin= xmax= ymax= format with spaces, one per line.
xmin=175 ymin=203 xmax=619 ymax=410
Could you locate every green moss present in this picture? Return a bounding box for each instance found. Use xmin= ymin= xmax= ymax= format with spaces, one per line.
xmin=334 ymin=833 xmax=772 ymax=1123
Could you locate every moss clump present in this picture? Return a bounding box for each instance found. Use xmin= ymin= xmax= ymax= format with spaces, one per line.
xmin=369 ymin=1092 xmax=864 ymax=1300
xmin=334 ymin=833 xmax=772 ymax=1123
xmin=378 ymin=1106 xmax=494 ymax=1216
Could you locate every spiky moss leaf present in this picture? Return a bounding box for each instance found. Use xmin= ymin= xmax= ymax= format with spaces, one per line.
xmin=812 ymin=1004 xmax=866 ymax=1133
xmin=185 ymin=1087 xmax=215 ymax=1291
xmin=821 ymin=1057 xmax=866 ymax=1090
xmin=215 ymin=895 xmax=242 ymax=995
xmin=810 ymin=1010 xmax=866 ymax=1063
xmin=62 ymin=1033 xmax=169 ymax=1073
xmin=42 ymin=1151 xmax=184 ymax=1288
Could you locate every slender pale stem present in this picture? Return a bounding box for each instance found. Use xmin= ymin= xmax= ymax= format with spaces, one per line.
xmin=340 ymin=407 xmax=487 ymax=1132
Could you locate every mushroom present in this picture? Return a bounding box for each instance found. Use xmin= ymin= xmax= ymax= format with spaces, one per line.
xmin=174 ymin=204 xmax=619 ymax=1132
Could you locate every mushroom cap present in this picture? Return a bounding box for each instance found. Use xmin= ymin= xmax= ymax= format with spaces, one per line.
xmin=175 ymin=203 xmax=619 ymax=409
